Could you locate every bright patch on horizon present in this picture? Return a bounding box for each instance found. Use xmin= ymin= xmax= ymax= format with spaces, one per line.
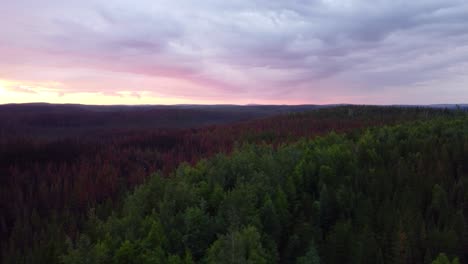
xmin=0 ymin=83 xmax=6 ymax=96
xmin=0 ymin=78 xmax=298 ymax=105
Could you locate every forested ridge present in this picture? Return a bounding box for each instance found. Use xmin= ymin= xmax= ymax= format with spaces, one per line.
xmin=62 ymin=116 xmax=468 ymax=263
xmin=0 ymin=106 xmax=465 ymax=263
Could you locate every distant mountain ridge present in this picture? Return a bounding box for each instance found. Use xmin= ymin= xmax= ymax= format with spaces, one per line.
xmin=0 ymin=103 xmax=326 ymax=139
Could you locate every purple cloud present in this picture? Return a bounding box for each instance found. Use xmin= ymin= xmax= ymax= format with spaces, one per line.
xmin=0 ymin=0 xmax=467 ymax=104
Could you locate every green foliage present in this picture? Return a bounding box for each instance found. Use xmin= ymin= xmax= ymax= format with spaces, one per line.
xmin=431 ymin=253 xmax=460 ymax=264
xmin=206 ymin=226 xmax=269 ymax=264
xmin=62 ymin=116 xmax=468 ymax=263
xmin=296 ymin=241 xmax=320 ymax=264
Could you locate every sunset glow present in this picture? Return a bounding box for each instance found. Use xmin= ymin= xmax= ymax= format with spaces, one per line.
xmin=1 ymin=0 xmax=467 ymax=105
xmin=0 ymin=82 xmax=5 ymax=96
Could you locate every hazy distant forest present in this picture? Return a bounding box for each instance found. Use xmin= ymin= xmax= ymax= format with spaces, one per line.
xmin=1 ymin=104 xmax=467 ymax=264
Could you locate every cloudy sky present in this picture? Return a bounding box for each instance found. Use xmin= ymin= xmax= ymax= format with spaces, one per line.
xmin=1 ymin=0 xmax=467 ymax=105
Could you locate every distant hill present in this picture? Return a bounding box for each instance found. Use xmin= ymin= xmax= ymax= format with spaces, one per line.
xmin=428 ymin=104 xmax=468 ymax=109
xmin=0 ymin=103 xmax=324 ymax=138
xmin=1 ymin=103 xmax=465 ymax=139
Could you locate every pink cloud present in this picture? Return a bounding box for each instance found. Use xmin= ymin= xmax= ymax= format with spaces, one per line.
xmin=0 ymin=0 xmax=467 ymax=104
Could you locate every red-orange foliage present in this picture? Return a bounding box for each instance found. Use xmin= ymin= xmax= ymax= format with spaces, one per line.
xmin=0 ymin=106 xmax=450 ymax=261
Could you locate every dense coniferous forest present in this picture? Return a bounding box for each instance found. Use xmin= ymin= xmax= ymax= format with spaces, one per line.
xmin=0 ymin=105 xmax=466 ymax=263
xmin=62 ymin=116 xmax=468 ymax=264
xmin=0 ymin=104 xmax=325 ymax=139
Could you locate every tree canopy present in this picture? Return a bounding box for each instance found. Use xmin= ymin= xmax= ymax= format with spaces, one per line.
xmin=62 ymin=116 xmax=468 ymax=263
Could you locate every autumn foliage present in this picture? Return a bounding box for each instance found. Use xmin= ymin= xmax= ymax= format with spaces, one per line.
xmin=0 ymin=105 xmax=460 ymax=263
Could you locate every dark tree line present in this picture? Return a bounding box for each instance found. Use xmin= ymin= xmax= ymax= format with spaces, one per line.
xmin=0 ymin=106 xmax=462 ymax=263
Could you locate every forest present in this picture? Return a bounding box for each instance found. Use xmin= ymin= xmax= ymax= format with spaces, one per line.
xmin=0 ymin=105 xmax=466 ymax=263
xmin=61 ymin=115 xmax=468 ymax=263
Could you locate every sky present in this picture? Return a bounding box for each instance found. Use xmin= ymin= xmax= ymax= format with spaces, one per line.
xmin=0 ymin=0 xmax=468 ymax=105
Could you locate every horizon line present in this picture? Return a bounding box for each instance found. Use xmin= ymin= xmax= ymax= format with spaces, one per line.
xmin=1 ymin=102 xmax=467 ymax=107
